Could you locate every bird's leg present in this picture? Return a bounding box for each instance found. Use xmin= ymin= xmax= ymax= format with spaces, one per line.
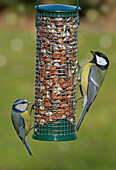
xmin=29 ymin=104 xmax=41 ymax=131
xmin=29 ymin=103 xmax=35 ymax=131
xmin=29 ymin=104 xmax=35 ymax=131
xmin=77 ymin=62 xmax=84 ymax=97
xmin=76 ymin=96 xmax=84 ymax=102
xmin=29 ymin=126 xmax=34 ymax=131
xmin=77 ymin=61 xmax=82 ymax=83
xmin=29 ymin=124 xmax=38 ymax=131
xmin=30 ymin=103 xmax=35 ymax=116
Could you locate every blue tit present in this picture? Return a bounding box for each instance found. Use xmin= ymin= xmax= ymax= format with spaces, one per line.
xmin=11 ymin=98 xmax=33 ymax=156
xmin=76 ymin=51 xmax=109 ymax=132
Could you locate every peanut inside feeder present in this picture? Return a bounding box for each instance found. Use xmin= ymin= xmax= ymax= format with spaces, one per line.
xmin=32 ymin=3 xmax=81 ymax=141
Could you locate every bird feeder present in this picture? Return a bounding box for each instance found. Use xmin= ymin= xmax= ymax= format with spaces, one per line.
xmin=32 ymin=0 xmax=81 ymax=141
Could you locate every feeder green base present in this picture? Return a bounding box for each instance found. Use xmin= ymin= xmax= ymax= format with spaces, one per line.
xmin=32 ymin=133 xmax=77 ymax=141
xmin=32 ymin=119 xmax=77 ymax=141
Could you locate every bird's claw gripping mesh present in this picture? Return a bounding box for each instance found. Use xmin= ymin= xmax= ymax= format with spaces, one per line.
xmin=33 ymin=10 xmax=79 ymax=141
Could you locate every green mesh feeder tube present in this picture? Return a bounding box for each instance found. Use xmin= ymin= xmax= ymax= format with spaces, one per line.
xmin=32 ymin=0 xmax=81 ymax=141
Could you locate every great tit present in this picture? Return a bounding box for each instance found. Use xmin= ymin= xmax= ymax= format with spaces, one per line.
xmin=76 ymin=51 xmax=109 ymax=132
xmin=11 ymin=98 xmax=33 ymax=156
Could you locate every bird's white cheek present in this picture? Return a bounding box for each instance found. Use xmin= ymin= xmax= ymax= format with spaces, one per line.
xmin=96 ymin=55 xmax=107 ymax=66
xmin=15 ymin=103 xmax=27 ymax=111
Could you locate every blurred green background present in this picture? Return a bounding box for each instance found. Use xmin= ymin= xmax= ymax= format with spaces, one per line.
xmin=0 ymin=0 xmax=116 ymax=169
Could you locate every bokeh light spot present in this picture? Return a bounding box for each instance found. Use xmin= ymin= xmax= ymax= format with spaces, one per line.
xmin=5 ymin=13 xmax=17 ymax=26
xmin=10 ymin=38 xmax=24 ymax=52
xmin=86 ymin=9 xmax=99 ymax=23
xmin=99 ymin=35 xmax=112 ymax=49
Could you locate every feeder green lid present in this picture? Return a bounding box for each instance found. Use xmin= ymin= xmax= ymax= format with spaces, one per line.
xmin=36 ymin=4 xmax=81 ymax=12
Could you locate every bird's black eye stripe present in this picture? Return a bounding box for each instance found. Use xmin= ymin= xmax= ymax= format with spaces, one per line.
xmin=21 ymin=101 xmax=27 ymax=104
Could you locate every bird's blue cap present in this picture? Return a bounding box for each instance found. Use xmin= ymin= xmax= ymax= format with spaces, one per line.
xmin=13 ymin=98 xmax=31 ymax=106
xmin=13 ymin=98 xmax=26 ymax=105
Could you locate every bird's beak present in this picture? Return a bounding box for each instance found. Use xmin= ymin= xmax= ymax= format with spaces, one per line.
xmin=90 ymin=51 xmax=96 ymax=56
xmin=28 ymin=101 xmax=31 ymax=105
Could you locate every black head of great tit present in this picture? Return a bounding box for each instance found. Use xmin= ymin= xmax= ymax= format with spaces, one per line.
xmin=76 ymin=51 xmax=109 ymax=132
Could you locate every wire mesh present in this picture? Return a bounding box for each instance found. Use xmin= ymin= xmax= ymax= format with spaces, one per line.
xmin=33 ymin=10 xmax=79 ymax=141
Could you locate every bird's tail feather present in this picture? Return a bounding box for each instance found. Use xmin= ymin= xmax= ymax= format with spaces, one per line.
xmin=24 ymin=139 xmax=33 ymax=156
xmin=76 ymin=103 xmax=88 ymax=132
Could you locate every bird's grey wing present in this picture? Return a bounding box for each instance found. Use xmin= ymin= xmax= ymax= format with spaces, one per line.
xmin=87 ymin=65 xmax=106 ymax=111
xmin=11 ymin=111 xmax=20 ymax=134
xmin=18 ymin=115 xmax=25 ymax=141
xmin=11 ymin=111 xmax=25 ymax=140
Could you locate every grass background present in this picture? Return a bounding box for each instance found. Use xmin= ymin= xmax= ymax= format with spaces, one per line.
xmin=0 ymin=15 xmax=116 ymax=170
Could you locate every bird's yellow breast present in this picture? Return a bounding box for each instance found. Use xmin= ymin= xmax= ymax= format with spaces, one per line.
xmin=21 ymin=111 xmax=31 ymax=136
xmin=81 ymin=63 xmax=95 ymax=95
